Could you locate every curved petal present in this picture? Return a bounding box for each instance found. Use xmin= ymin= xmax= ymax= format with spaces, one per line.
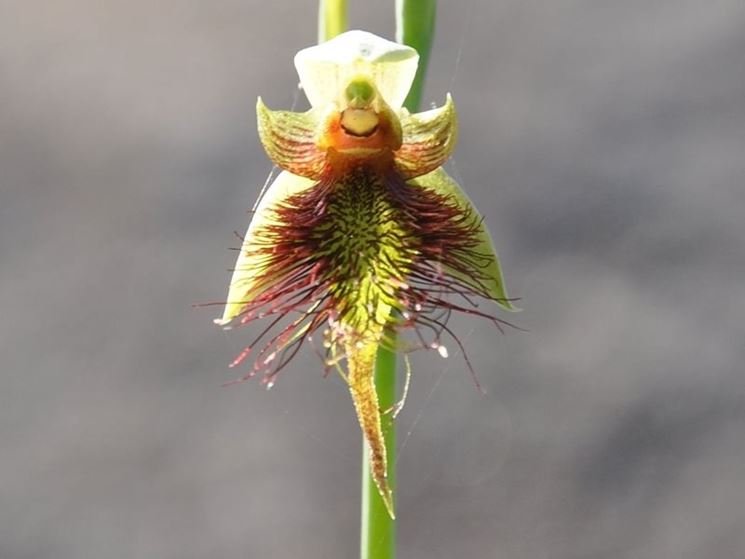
xmin=215 ymin=171 xmax=317 ymax=326
xmin=294 ymin=30 xmax=418 ymax=110
xmin=408 ymin=168 xmax=518 ymax=311
xmin=395 ymin=94 xmax=457 ymax=179
xmin=256 ymin=98 xmax=327 ymax=179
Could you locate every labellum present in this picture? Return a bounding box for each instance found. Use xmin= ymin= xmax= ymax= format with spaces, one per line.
xmin=215 ymin=30 xmax=516 ymax=518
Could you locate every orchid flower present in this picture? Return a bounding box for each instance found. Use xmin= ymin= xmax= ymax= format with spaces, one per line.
xmin=215 ymin=30 xmax=515 ymax=518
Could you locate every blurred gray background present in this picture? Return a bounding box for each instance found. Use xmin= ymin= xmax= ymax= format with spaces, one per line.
xmin=2 ymin=1 xmax=745 ymax=557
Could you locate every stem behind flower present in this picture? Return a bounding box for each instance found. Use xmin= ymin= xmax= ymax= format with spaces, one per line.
xmin=361 ymin=340 xmax=397 ymax=558
xmin=396 ymin=0 xmax=436 ymax=112
xmin=316 ymin=3 xmax=436 ymax=558
xmin=318 ymin=0 xmax=348 ymax=43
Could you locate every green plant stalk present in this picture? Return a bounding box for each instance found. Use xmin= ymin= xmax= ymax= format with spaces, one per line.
xmin=396 ymin=0 xmax=436 ymax=112
xmin=361 ymin=2 xmax=435 ymax=555
xmin=318 ymin=0 xmax=348 ymax=43
xmin=318 ymin=4 xmax=397 ymax=557
xmin=318 ymin=2 xmax=435 ymax=558
xmin=361 ymin=342 xmax=397 ymax=559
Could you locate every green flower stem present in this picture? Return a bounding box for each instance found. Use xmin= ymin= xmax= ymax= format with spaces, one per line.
xmin=318 ymin=4 xmax=397 ymax=556
xmin=361 ymin=341 xmax=397 ymax=559
xmin=396 ymin=0 xmax=436 ymax=112
xmin=318 ymin=0 xmax=348 ymax=43
xmin=363 ymin=3 xmax=436 ymax=556
xmin=316 ymin=2 xmax=435 ymax=558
